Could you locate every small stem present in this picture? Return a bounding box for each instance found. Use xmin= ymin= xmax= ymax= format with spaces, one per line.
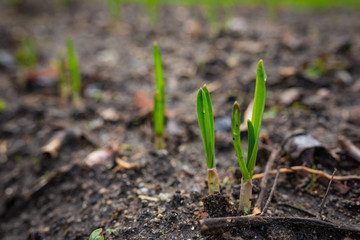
xmin=155 ymin=135 xmax=165 ymax=150
xmin=72 ymin=92 xmax=81 ymax=106
xmin=208 ymin=168 xmax=220 ymax=194
xmin=239 ymin=179 xmax=252 ymax=213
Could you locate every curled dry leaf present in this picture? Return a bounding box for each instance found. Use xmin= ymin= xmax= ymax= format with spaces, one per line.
xmin=85 ymin=147 xmax=114 ymax=167
xmin=115 ymin=157 xmax=141 ymax=172
xmin=41 ymin=128 xmax=87 ymax=158
xmin=134 ymin=91 xmax=153 ymax=117
xmin=41 ymin=131 xmax=67 ymax=158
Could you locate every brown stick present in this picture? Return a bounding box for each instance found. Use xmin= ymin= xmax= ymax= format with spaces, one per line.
xmin=339 ymin=136 xmax=360 ymax=163
xmin=277 ymin=202 xmax=316 ymax=217
xmin=318 ymin=169 xmax=336 ymax=219
xmin=200 ymin=216 xmax=360 ymax=236
xmin=253 ymin=146 xmax=280 ymax=214
xmin=252 ymin=166 xmax=360 ymax=181
xmin=261 ymin=167 xmax=280 ymax=215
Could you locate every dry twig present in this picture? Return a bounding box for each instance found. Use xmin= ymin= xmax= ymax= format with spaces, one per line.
xmin=252 ymin=146 xmax=280 ymax=214
xmin=339 ymin=136 xmax=360 ymax=163
xmin=261 ymin=167 xmax=280 ymax=215
xmin=317 ymin=169 xmax=336 ymax=219
xmin=252 ymin=166 xmax=360 ymax=181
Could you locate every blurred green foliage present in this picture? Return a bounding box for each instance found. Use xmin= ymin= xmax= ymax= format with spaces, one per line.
xmin=0 ymin=99 xmax=6 ymax=113
xmin=15 ymin=37 xmax=38 ymax=69
xmin=108 ymin=0 xmax=360 ymax=9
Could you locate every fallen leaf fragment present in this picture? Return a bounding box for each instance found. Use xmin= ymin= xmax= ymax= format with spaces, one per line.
xmin=115 ymin=157 xmax=141 ymax=172
xmin=134 ymin=91 xmax=153 ymax=117
xmin=99 ymin=107 xmax=121 ymax=122
xmin=85 ymin=147 xmax=114 ymax=167
xmin=134 ymin=91 xmax=173 ymax=118
xmin=138 ymin=195 xmax=159 ymax=202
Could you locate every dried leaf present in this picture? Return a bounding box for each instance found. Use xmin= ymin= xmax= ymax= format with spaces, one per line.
xmin=115 ymin=157 xmax=141 ymax=172
xmin=134 ymin=91 xmax=173 ymax=118
xmin=85 ymin=147 xmax=114 ymax=167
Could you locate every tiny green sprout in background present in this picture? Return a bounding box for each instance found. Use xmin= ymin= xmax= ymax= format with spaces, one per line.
xmin=145 ymin=0 xmax=160 ymax=27
xmin=305 ymin=165 xmax=317 ymax=190
xmin=153 ymin=43 xmax=166 ymax=150
xmin=15 ymin=36 xmax=38 ymax=69
xmin=57 ymin=55 xmax=70 ymax=102
xmin=106 ymin=228 xmax=117 ymax=234
xmin=66 ymin=37 xmax=81 ymax=105
xmin=89 ymin=228 xmax=104 ymax=240
xmin=0 ymin=99 xmax=6 ymax=113
xmin=107 ymin=0 xmax=122 ymax=21
xmin=197 ymin=84 xmax=220 ymax=194
xmin=232 ymin=60 xmax=266 ymax=213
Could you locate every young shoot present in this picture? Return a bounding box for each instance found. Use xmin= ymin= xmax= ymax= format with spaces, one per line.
xmin=0 ymin=99 xmax=6 ymax=113
xmin=232 ymin=60 xmax=266 ymax=213
xmin=197 ymin=84 xmax=220 ymax=194
xmin=107 ymin=0 xmax=122 ymax=21
xmin=15 ymin=36 xmax=38 ymax=69
xmin=57 ymin=55 xmax=70 ymax=102
xmin=66 ymin=38 xmax=81 ymax=105
xmin=89 ymin=228 xmax=104 ymax=240
xmin=153 ymin=43 xmax=165 ymax=150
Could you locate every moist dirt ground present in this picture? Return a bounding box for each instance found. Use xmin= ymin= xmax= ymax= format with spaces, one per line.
xmin=0 ymin=1 xmax=360 ymax=239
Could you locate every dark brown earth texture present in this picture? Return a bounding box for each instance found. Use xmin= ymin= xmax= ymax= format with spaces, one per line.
xmin=0 ymin=1 xmax=360 ymax=239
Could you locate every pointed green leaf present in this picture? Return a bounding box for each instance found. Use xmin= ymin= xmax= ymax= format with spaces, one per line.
xmin=251 ymin=60 xmax=266 ymax=138
xmin=197 ymin=85 xmax=215 ymax=169
xmin=246 ymin=119 xmax=255 ymax=169
xmin=89 ymin=228 xmax=103 ymax=240
xmin=67 ymin=37 xmax=81 ymax=102
xmin=153 ymin=91 xmax=164 ymax=136
xmin=232 ymin=102 xmax=250 ymax=180
xmin=153 ymin=43 xmax=165 ymax=137
xmin=247 ymin=60 xmax=266 ymax=178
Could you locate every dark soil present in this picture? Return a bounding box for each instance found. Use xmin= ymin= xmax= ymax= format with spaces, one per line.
xmin=0 ymin=1 xmax=360 ymax=239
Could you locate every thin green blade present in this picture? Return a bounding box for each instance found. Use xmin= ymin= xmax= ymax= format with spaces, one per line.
xmin=67 ymin=38 xmax=81 ymax=95
xmin=67 ymin=37 xmax=81 ymax=105
xmin=251 ymin=60 xmax=266 ymax=138
xmin=196 ymin=85 xmax=215 ymax=169
xmin=232 ymin=101 xmax=250 ymax=180
xmin=153 ymin=43 xmax=165 ymax=137
xmin=248 ymin=60 xmax=266 ymax=178
xmin=153 ymin=91 xmax=164 ymax=135
xmin=246 ymin=119 xmax=255 ymax=169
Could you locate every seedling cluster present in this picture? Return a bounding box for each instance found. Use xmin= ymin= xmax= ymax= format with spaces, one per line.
xmin=197 ymin=60 xmax=266 ymax=213
xmin=152 ymin=44 xmax=266 ymax=213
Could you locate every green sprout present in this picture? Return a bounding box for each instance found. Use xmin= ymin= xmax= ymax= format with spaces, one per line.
xmin=232 ymin=60 xmax=266 ymax=213
xmin=107 ymin=0 xmax=122 ymax=21
xmin=0 ymin=99 xmax=6 ymax=113
xmin=66 ymin=37 xmax=81 ymax=105
xmin=197 ymin=84 xmax=220 ymax=194
xmin=305 ymin=165 xmax=317 ymax=190
xmin=15 ymin=36 xmax=38 ymax=69
xmin=57 ymin=55 xmax=70 ymax=102
xmin=89 ymin=228 xmax=104 ymax=240
xmin=153 ymin=43 xmax=166 ymax=150
xmin=146 ymin=0 xmax=160 ymax=27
